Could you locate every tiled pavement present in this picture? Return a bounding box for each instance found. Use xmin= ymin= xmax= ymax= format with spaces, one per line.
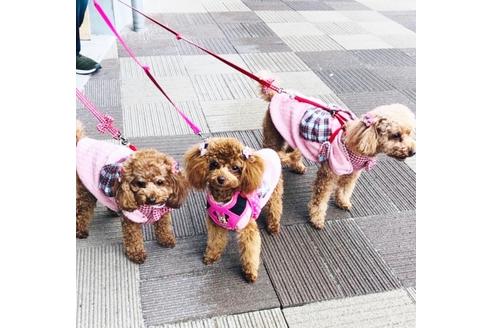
xmin=76 ymin=0 xmax=416 ymax=327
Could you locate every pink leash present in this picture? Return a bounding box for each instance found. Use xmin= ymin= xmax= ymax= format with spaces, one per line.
xmin=93 ymin=0 xmax=203 ymax=138
xmin=116 ymin=0 xmax=347 ymax=118
xmin=76 ymin=88 xmax=137 ymax=150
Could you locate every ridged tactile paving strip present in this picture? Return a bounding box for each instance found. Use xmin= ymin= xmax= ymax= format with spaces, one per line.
xmin=90 ymin=58 xmax=120 ymax=80
xmin=327 ymin=1 xmax=371 ymax=11
xmin=191 ymin=74 xmax=257 ymax=101
xmin=201 ymin=99 xmax=267 ymax=132
xmin=240 ymin=52 xmax=310 ymax=72
xmin=399 ymin=89 xmax=416 ymax=103
xmin=282 ymin=35 xmax=344 ymax=52
xmin=407 ymin=287 xmax=416 ymax=303
xmin=83 ymin=79 xmax=120 ymax=107
xmin=338 ymin=90 xmax=415 ymax=116
xmin=176 ymin=38 xmax=237 ymax=55
xmin=210 ymin=11 xmax=262 ymax=24
xmin=123 ymin=100 xmax=210 ymax=137
xmin=75 ymin=206 xmax=122 ymax=247
xmin=356 ymin=211 xmax=416 ymax=288
xmin=219 ymin=22 xmax=277 ymax=39
xmin=142 ymin=191 xmax=207 ymax=240
xmin=382 ymin=11 xmax=416 ymax=32
xmin=315 ymin=21 xmax=368 ymax=35
xmin=159 ymin=308 xmax=288 ymax=328
xmin=212 ymin=129 xmax=263 ymax=149
xmin=371 ymin=66 xmax=416 ymax=90
xmin=308 ymin=219 xmax=402 ymax=296
xmin=349 ymin=49 xmax=416 ymax=67
xmin=282 ymin=169 xmax=352 ymax=225
xmin=231 ymin=36 xmax=291 ymax=53
xmin=151 ymin=12 xmax=216 ymax=26
xmin=139 ymin=243 xmax=279 ymax=325
xmin=118 ymin=39 xmax=180 ymax=57
xmin=76 ymin=244 xmax=144 ymax=328
xmin=120 ymin=56 xmax=187 ymax=79
xmin=255 ymin=10 xmax=306 ymax=23
xmin=368 ymin=158 xmax=416 ymax=211
xmin=242 ymin=1 xmax=291 ymax=11
xmin=296 ymin=50 xmax=366 ymax=71
xmin=315 ymin=68 xmax=395 ymax=93
xmin=349 ymin=171 xmax=400 ymax=218
xmin=285 ymin=1 xmax=333 ymax=11
xmin=283 ymin=289 xmax=415 ymax=328
xmin=260 ymin=224 xmax=344 ymax=307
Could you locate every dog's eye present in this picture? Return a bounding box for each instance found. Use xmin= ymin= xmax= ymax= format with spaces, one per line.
xmin=209 ymin=160 xmax=219 ymax=170
xmin=231 ymin=165 xmax=242 ymax=173
xmin=155 ymin=179 xmax=164 ymax=186
xmin=135 ymin=180 xmax=146 ymax=188
xmin=390 ymin=132 xmax=402 ymax=140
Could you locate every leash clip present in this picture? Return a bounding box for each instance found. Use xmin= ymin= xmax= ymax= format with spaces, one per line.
xmin=120 ymin=136 xmax=129 ymax=145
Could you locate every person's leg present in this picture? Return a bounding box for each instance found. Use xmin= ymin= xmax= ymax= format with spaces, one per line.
xmin=76 ymin=0 xmax=101 ymax=75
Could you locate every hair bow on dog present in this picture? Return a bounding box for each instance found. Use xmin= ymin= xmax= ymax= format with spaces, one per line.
xmin=242 ymin=147 xmax=253 ymax=159
xmin=362 ymin=113 xmax=377 ymax=127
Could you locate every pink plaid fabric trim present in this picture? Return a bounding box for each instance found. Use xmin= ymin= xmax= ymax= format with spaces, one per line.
xmin=346 ymin=148 xmax=377 ymax=171
xmin=123 ymin=204 xmax=172 ymax=224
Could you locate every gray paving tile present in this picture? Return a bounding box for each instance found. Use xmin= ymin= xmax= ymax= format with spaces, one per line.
xmin=243 ymin=1 xmax=292 ymax=11
xmin=174 ymin=24 xmax=228 ymax=40
xmin=329 ymin=33 xmax=393 ymax=50
xmin=176 ymin=38 xmax=237 ymax=55
xmin=75 ymin=205 xmax=122 ymax=247
xmin=367 ymin=158 xmax=416 ymax=212
xmin=371 ymin=66 xmax=415 ymax=90
xmin=382 ymin=11 xmax=416 ymax=32
xmin=120 ymin=56 xmax=187 ymax=79
xmin=283 ymin=289 xmax=415 ymax=328
xmin=406 ymin=287 xmax=416 ymax=303
xmin=83 ymin=79 xmax=121 ymax=107
xmin=191 ymin=74 xmax=257 ymax=101
xmin=338 ymin=90 xmax=415 ymax=115
xmin=297 ymin=50 xmax=365 ymax=71
xmin=90 ymin=58 xmax=120 ymax=80
xmin=220 ymin=22 xmax=277 ymax=39
xmin=356 ymin=211 xmax=416 ymax=288
xmin=118 ymin=39 xmax=180 ymax=57
xmin=308 ymin=219 xmax=402 ymax=296
xmin=77 ymin=244 xmax=144 ymax=328
xmin=260 ymin=224 xmax=344 ymax=307
xmin=76 ymin=105 xmax=123 ymax=140
xmin=158 ymin=308 xmax=287 ymax=328
xmin=350 ymin=48 xmax=415 ymax=67
xmin=211 ymin=129 xmax=264 ymax=150
xmin=272 ymin=71 xmax=335 ymax=94
xmin=151 ymin=13 xmax=216 ymax=27
xmin=267 ymin=22 xmax=324 ymax=37
xmin=325 ymin=1 xmax=371 ymax=11
xmin=315 ymin=68 xmax=395 ymax=93
xmin=231 ymin=36 xmax=292 ymax=53
xmin=399 ymin=88 xmax=416 ymax=103
xmin=315 ymin=21 xmax=368 ymax=35
xmin=255 ymin=10 xmax=306 ymax=23
xmin=379 ymin=33 xmax=416 ymax=49
xmin=123 ymin=100 xmax=210 ymax=137
xmin=284 ymin=1 xmax=333 ymax=11
xmin=182 ymin=54 xmax=248 ymax=75
xmin=405 ymin=155 xmax=416 ymax=172
xmin=401 ymin=47 xmax=416 ymax=58
xmin=139 ymin=236 xmax=279 ymax=325
xmin=211 ymin=11 xmax=262 ymax=23
xmin=241 ymin=51 xmax=310 ymax=72
xmin=281 ymin=35 xmax=344 ymax=52
xmin=202 ymin=0 xmax=251 ymax=12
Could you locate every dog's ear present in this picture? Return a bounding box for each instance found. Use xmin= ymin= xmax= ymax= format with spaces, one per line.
xmin=166 ymin=172 xmax=189 ymax=208
xmin=346 ymin=120 xmax=379 ymax=156
xmin=184 ymin=145 xmax=209 ymax=190
xmin=241 ymin=154 xmax=265 ymax=194
xmin=115 ymin=180 xmax=138 ymax=211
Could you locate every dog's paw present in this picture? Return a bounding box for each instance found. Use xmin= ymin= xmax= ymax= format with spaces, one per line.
xmin=76 ymin=230 xmax=89 ymax=239
xmin=243 ymin=270 xmax=258 ymax=283
xmin=291 ymin=164 xmax=307 ymax=175
xmin=267 ymin=222 xmax=281 ymax=235
xmin=335 ymin=198 xmax=352 ymax=210
xmin=203 ymin=253 xmax=220 ymax=265
xmin=126 ymin=250 xmax=147 ymax=264
xmin=157 ymin=235 xmax=176 ymax=248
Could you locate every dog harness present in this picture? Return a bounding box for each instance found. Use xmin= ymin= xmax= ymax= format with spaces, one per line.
xmin=269 ymin=92 xmax=376 ymax=175
xmin=76 ymin=137 xmax=172 ymax=224
xmin=206 ymin=148 xmax=281 ymax=231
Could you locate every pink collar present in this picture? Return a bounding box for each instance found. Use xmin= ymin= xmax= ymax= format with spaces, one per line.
xmin=206 ymin=191 xmax=261 ymax=231
xmin=123 ymin=204 xmax=172 ymax=224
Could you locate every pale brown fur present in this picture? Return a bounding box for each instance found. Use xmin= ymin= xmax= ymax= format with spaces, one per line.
xmin=76 ymin=121 xmax=188 ymax=263
xmin=184 ymin=137 xmax=283 ymax=282
xmin=258 ymin=75 xmax=416 ymax=229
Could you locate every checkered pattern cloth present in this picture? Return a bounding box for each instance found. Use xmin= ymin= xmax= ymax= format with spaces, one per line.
xmin=98 ymin=163 xmax=123 ymax=197
xmin=346 ymin=147 xmax=377 ymax=172
xmin=300 ymin=107 xmax=335 ymax=143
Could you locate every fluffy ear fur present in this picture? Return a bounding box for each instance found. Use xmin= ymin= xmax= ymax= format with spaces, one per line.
xmin=184 ymin=145 xmax=210 ymax=190
xmin=345 ymin=120 xmax=379 ymax=156
xmin=115 ymin=180 xmax=138 ymax=211
xmin=240 ymin=154 xmax=265 ymax=194
xmin=166 ymin=172 xmax=189 ymax=208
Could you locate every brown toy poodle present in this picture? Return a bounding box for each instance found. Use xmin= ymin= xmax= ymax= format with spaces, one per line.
xmin=259 ymin=74 xmax=416 ymax=229
xmin=184 ymin=137 xmax=283 ymax=282
xmin=76 ymin=121 xmax=188 ymax=263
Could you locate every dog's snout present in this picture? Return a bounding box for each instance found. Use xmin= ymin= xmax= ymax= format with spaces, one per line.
xmin=217 ymin=176 xmax=225 ymax=185
xmin=409 ymin=149 xmax=416 ymax=157
xmin=147 ymin=197 xmax=156 ymax=205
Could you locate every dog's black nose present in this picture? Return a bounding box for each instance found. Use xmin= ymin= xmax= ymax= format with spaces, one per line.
xmin=147 ymin=197 xmax=156 ymax=204
xmin=409 ymin=150 xmax=416 ymax=157
xmin=217 ymin=176 xmax=225 ymax=185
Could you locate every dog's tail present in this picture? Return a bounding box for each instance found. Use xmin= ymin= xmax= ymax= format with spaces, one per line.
xmin=257 ymin=70 xmax=278 ymax=102
xmin=76 ymin=120 xmax=86 ymax=145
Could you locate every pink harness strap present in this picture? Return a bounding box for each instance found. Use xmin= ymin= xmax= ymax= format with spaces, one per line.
xmin=206 ymin=192 xmax=261 ymax=231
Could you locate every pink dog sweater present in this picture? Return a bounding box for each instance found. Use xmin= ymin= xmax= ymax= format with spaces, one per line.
xmin=76 ymin=138 xmax=171 ymax=224
xmin=207 ymin=148 xmax=281 ymax=231
xmin=269 ymin=92 xmax=376 ymax=175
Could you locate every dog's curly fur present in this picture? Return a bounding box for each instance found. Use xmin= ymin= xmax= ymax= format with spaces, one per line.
xmin=76 ymin=121 xmax=189 ymax=263
xmin=184 ymin=137 xmax=283 ymax=283
xmin=259 ymin=75 xmax=416 ymax=229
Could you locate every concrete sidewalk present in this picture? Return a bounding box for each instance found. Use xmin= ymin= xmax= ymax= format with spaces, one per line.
xmin=76 ymin=0 xmax=416 ymax=327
